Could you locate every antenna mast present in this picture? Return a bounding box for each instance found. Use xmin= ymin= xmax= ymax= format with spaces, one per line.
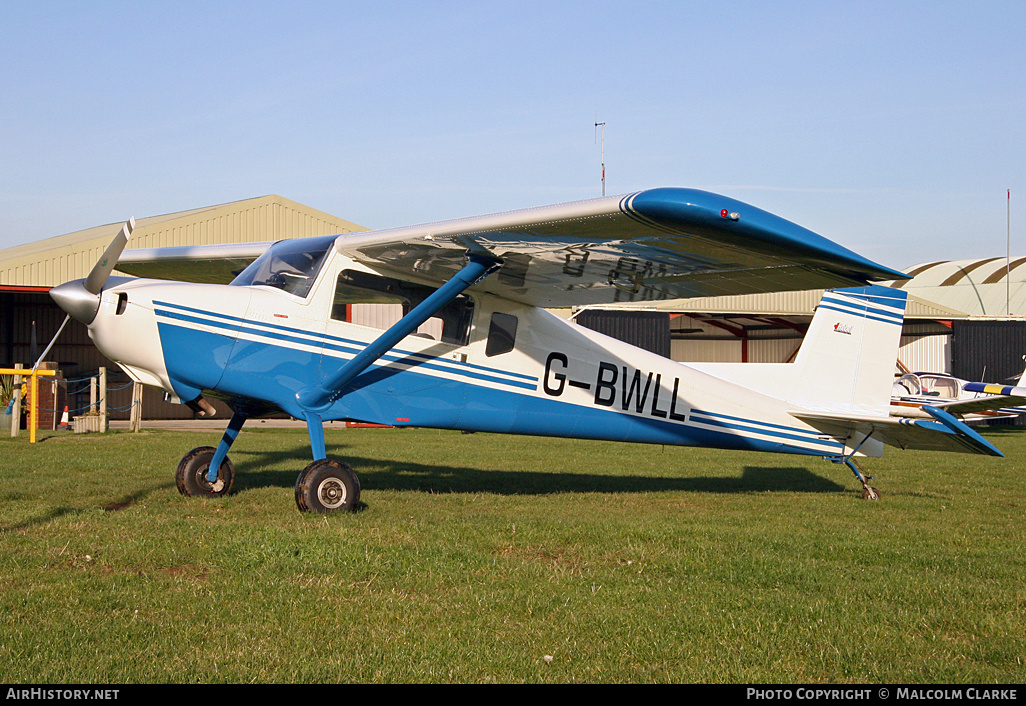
xmin=594 ymin=114 xmax=606 ymax=196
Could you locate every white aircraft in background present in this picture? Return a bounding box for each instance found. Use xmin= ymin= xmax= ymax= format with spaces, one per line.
xmin=891 ymin=367 xmax=1026 ymax=422
xmin=47 ymin=188 xmax=1004 ymax=512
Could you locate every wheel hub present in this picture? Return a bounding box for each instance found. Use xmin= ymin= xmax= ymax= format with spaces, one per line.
xmin=317 ymin=478 xmax=348 ymax=509
xmin=199 ymin=464 xmax=225 ymax=492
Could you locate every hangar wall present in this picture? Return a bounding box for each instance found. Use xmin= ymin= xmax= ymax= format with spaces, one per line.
xmin=951 ymin=321 xmax=1026 ymax=383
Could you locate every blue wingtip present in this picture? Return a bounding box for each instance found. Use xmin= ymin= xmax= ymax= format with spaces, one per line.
xmin=630 ymin=188 xmax=910 ymax=284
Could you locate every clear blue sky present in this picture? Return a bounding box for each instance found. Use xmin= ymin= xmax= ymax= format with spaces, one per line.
xmin=2 ymin=0 xmax=1023 ymax=269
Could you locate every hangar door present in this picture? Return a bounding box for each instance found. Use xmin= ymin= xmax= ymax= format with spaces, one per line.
xmin=951 ymin=320 xmax=1026 ymax=425
xmin=574 ymin=310 xmax=671 ymax=358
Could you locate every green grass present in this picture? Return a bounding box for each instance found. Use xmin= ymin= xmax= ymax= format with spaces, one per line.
xmin=0 ymin=425 xmax=1023 ymax=683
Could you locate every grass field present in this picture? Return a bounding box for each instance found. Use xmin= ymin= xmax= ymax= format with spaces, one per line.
xmin=0 ymin=424 xmax=1023 ymax=684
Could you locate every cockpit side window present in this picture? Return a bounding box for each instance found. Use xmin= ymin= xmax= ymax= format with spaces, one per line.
xmin=486 ymin=312 xmax=518 ymax=356
xmin=230 ymin=235 xmax=337 ymax=298
xmin=331 ymin=269 xmax=474 ymax=346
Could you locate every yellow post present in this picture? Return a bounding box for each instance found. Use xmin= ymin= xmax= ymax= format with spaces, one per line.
xmin=29 ymin=374 xmax=38 ymax=444
xmin=0 ymin=368 xmax=56 ymax=444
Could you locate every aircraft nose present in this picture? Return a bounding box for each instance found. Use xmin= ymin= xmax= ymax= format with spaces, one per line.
xmin=50 ymin=217 xmax=134 ymax=326
xmin=50 ymin=279 xmax=101 ymax=325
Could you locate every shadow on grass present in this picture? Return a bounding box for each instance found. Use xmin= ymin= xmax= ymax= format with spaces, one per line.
xmin=228 ymin=443 xmax=848 ymax=496
xmin=0 ymin=445 xmax=848 ymax=531
xmin=1 ymin=482 xmax=177 ymax=532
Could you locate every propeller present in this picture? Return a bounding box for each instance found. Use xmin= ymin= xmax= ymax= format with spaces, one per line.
xmin=29 ymin=315 xmax=70 ymax=374
xmin=50 ymin=218 xmax=134 ymax=326
xmin=24 ymin=218 xmax=134 ymax=433
xmin=84 ymin=218 xmax=133 ymax=295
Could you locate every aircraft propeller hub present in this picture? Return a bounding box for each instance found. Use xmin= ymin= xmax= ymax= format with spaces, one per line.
xmin=50 ymin=278 xmax=101 ymax=325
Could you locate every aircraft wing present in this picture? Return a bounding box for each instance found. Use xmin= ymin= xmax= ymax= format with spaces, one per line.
xmin=108 ymin=189 xmax=906 ymax=301
xmin=333 ymin=188 xmax=908 ymax=307
xmin=949 ymin=382 xmax=1026 ymax=416
xmin=794 ymin=406 xmax=1004 ymax=457
xmin=115 ymin=242 xmax=273 ymax=283
xmin=935 ymin=396 xmax=1026 ymax=417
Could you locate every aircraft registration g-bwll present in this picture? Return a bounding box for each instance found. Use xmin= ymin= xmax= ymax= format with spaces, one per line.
xmin=49 ymin=188 xmax=1005 ymax=512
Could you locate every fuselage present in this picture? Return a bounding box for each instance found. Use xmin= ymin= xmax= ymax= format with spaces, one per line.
xmin=79 ymin=249 xmax=845 ymax=459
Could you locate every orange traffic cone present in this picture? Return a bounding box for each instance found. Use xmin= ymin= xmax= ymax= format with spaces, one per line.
xmin=58 ymin=406 xmax=70 ymax=430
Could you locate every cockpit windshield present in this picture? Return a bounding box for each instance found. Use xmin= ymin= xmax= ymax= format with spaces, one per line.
xmin=229 ymin=235 xmax=337 ymax=298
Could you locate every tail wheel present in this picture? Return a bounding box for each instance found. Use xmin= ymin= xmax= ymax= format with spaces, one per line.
xmin=176 ymin=446 xmax=235 ymax=498
xmin=295 ymin=459 xmax=361 ymax=513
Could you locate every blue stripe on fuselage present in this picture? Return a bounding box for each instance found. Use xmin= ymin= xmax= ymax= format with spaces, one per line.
xmin=154 ymin=313 xmax=842 ymax=457
xmin=153 ymin=300 xmax=538 ymax=390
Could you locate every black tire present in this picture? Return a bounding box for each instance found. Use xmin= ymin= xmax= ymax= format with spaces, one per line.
xmin=295 ymin=459 xmax=361 ymax=513
xmin=176 ymin=446 xmax=235 ymax=498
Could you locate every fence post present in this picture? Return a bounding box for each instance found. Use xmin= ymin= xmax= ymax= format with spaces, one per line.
xmin=10 ymin=363 xmax=22 ymax=439
xmin=130 ymin=381 xmax=142 ymax=432
xmin=98 ymin=367 xmax=108 ymax=433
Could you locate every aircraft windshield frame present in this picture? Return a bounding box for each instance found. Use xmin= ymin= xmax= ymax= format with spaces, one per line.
xmin=230 ymin=235 xmax=337 ymax=298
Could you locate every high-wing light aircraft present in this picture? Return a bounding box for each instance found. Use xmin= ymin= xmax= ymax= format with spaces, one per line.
xmin=891 ymin=368 xmax=1026 ymax=422
xmin=49 ymin=188 xmax=1005 ymax=512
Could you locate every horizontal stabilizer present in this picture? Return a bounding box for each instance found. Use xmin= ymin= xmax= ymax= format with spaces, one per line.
xmin=963 ymin=382 xmax=1026 ymax=397
xmin=793 ymin=406 xmax=1004 ymax=457
xmin=918 ymin=405 xmax=1004 ymax=456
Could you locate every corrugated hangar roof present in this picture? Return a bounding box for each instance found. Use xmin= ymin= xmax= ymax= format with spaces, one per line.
xmin=891 ymin=257 xmax=1026 ymax=318
xmin=0 ymin=195 xmax=367 ymax=288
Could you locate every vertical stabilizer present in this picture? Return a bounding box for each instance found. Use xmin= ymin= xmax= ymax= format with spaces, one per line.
xmin=790 ymin=285 xmax=907 ymax=416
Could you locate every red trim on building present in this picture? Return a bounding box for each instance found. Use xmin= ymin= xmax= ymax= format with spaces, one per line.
xmin=0 ymin=285 xmax=52 ymax=293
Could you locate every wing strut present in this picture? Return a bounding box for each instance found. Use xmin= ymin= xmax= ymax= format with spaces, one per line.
xmin=296 ymin=254 xmax=502 ymax=456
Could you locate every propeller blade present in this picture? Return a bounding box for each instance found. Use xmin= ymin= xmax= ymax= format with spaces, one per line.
xmin=30 ymin=315 xmax=71 ymax=374
xmin=84 ymin=218 xmax=134 ymax=295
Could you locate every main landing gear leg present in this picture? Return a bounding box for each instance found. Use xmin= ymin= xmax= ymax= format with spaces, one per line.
xmin=291 ymin=255 xmax=501 ymax=515
xmin=294 ymin=412 xmax=361 ymax=514
xmin=176 ymin=412 xmax=246 ymax=498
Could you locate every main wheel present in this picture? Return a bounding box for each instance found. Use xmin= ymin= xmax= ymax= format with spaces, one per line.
xmin=176 ymin=446 xmax=235 ymax=498
xmin=295 ymin=459 xmax=361 ymax=513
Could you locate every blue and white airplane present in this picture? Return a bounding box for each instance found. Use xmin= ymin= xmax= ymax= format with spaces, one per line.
xmin=49 ymin=188 xmax=1004 ymax=512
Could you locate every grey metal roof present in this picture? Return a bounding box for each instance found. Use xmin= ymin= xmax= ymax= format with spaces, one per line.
xmin=0 ymin=195 xmax=367 ymax=287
